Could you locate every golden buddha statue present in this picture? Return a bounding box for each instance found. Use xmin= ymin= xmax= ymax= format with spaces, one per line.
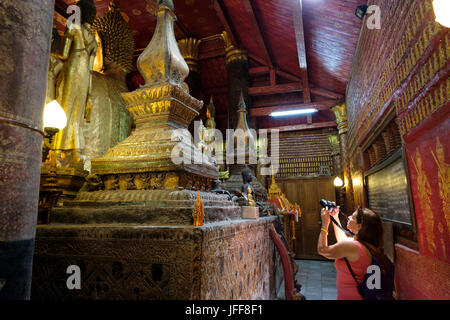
xmin=205 ymin=97 xmax=216 ymax=131
xmin=82 ymin=0 xmax=134 ymax=171
xmin=193 ymin=191 xmax=205 ymax=226
xmin=247 ymin=186 xmax=256 ymax=207
xmin=51 ymin=0 xmax=97 ymax=168
xmin=196 ymin=120 xmax=208 ymax=154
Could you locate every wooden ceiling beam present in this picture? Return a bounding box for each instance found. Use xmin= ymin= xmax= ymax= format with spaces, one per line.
xmin=249 ymin=66 xmax=270 ymax=77
xmin=293 ymin=0 xmax=310 ymax=101
xmin=242 ymin=0 xmax=273 ymax=69
xmin=249 ymin=67 xmax=302 ymax=83
xmin=55 ymin=0 xmax=69 ymax=18
xmin=252 ymin=95 xmax=304 ymax=108
xmin=175 ymin=20 xmax=190 ymax=39
xmin=310 ymin=87 xmax=344 ymax=100
xmin=248 ymin=53 xmax=267 ymax=66
xmin=249 ymin=100 xmax=339 ymax=117
xmin=264 ymin=121 xmax=337 ymax=133
xmin=213 ymin=0 xmax=238 ymax=48
xmin=249 ymin=83 xmax=304 ymax=96
xmin=199 ymin=48 xmax=225 ymax=61
xmin=276 ymin=69 xmax=302 ymax=82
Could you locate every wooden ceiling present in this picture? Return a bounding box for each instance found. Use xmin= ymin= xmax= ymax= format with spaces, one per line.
xmin=54 ymin=0 xmax=366 ymax=133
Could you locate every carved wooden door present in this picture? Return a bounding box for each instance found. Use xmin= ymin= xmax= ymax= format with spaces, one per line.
xmin=277 ymin=177 xmax=336 ymax=260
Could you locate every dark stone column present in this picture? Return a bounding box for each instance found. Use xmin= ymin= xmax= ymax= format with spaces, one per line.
xmin=224 ymin=44 xmax=249 ymax=130
xmin=178 ymin=38 xmax=202 ymax=135
xmin=331 ymin=103 xmax=355 ymax=214
xmin=0 ymin=0 xmax=54 ymax=299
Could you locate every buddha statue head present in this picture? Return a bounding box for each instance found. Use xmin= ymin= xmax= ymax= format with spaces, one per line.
xmin=92 ymin=0 xmax=135 ymax=73
xmin=76 ymin=0 xmax=97 ymax=25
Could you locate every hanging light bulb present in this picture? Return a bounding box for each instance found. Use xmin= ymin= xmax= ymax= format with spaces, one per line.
xmin=43 ymin=100 xmax=67 ymax=130
xmin=433 ymin=0 xmax=450 ymax=28
xmin=333 ymin=176 xmax=344 ymax=187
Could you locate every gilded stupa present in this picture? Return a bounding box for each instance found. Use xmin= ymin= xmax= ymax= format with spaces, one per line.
xmin=222 ymin=91 xmax=258 ymax=193
xmin=51 ymin=0 xmax=240 ymax=225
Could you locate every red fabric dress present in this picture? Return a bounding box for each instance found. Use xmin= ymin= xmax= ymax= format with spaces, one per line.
xmin=335 ymin=240 xmax=372 ymax=300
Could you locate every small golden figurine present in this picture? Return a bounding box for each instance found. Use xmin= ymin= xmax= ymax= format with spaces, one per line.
xmin=247 ymin=186 xmax=255 ymax=207
xmin=193 ymin=191 xmax=204 ymax=227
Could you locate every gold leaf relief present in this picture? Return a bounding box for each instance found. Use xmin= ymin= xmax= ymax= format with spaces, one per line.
xmin=412 ymin=149 xmax=436 ymax=254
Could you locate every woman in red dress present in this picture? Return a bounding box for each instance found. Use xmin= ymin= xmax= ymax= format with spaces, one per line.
xmin=317 ymin=206 xmax=383 ymax=300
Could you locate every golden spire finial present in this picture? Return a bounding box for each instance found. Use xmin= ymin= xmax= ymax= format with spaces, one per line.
xmin=193 ymin=191 xmax=204 ymax=226
xmin=206 ymin=95 xmax=215 ymax=118
xmin=205 ymin=96 xmax=216 ymax=131
xmin=234 ymin=90 xmax=256 ymax=149
xmin=157 ymin=0 xmax=174 ymax=10
xmin=137 ymin=0 xmax=188 ymax=87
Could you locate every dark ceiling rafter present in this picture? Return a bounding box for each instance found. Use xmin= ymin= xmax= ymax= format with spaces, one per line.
xmin=310 ymin=87 xmax=344 ymax=100
xmin=249 ymin=66 xmax=303 ymax=83
xmin=264 ymin=121 xmax=337 ymax=133
xmin=241 ymin=0 xmax=273 ymax=71
xmin=175 ymin=18 xmax=190 ymax=39
xmin=293 ymin=0 xmax=310 ymax=103
xmin=249 ymin=83 xmax=304 ymax=96
xmin=55 ymin=0 xmax=69 ymax=18
xmin=212 ymin=0 xmax=239 ymax=48
xmin=248 ymin=53 xmax=266 ymax=66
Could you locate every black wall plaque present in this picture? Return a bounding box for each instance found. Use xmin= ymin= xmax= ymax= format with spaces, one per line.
xmin=366 ymin=150 xmax=413 ymax=227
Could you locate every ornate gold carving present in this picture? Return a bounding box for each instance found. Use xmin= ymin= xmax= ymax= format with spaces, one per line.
xmin=221 ymin=31 xmax=247 ymax=65
xmin=328 ymin=134 xmax=340 ymax=156
xmin=178 ymin=37 xmax=201 ymax=73
xmin=331 ymin=103 xmax=348 ymax=135
xmin=411 ymin=149 xmax=437 ymax=254
xmin=104 ymin=175 xmax=119 ymax=190
xmin=431 ymin=137 xmax=450 ymax=233
xmin=164 ymin=172 xmax=179 ymax=190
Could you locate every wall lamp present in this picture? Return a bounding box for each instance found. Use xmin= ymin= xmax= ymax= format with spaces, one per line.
xmin=333 ymin=176 xmax=344 ymax=187
xmin=433 ymin=0 xmax=450 ymax=28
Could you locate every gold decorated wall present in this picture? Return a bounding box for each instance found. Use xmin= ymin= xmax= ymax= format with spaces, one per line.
xmin=346 ymin=0 xmax=450 ymax=300
xmin=269 ymin=130 xmax=335 ymax=179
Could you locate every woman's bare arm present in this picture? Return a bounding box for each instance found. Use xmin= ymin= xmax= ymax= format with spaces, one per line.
xmin=330 ymin=206 xmax=353 ymax=243
xmin=317 ymin=207 xmax=359 ymax=261
xmin=318 ymin=239 xmax=359 ymax=261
